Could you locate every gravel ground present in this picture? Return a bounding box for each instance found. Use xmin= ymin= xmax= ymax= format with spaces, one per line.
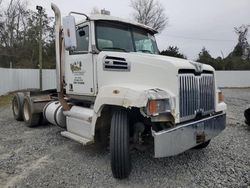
xmin=0 ymin=89 xmax=250 ymax=188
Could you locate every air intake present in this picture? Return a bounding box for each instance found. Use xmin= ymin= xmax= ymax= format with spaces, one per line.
xmin=103 ymin=56 xmax=130 ymax=71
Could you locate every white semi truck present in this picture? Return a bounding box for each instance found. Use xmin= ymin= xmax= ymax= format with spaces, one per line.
xmin=11 ymin=4 xmax=227 ymax=179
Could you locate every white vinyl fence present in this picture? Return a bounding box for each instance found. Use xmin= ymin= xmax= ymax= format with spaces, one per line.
xmin=0 ymin=68 xmax=56 ymax=96
xmin=0 ymin=68 xmax=250 ymax=96
xmin=215 ymin=71 xmax=250 ymax=88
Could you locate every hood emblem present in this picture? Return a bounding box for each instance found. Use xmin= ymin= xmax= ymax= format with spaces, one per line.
xmin=190 ymin=61 xmax=203 ymax=73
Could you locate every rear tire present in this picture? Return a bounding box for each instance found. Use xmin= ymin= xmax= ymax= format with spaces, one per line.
xmin=193 ymin=140 xmax=210 ymax=149
xmin=22 ymin=96 xmax=42 ymax=127
xmin=110 ymin=109 xmax=131 ymax=179
xmin=12 ymin=93 xmax=25 ymax=121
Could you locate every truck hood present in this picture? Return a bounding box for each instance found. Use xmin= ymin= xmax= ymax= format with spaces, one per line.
xmin=126 ymin=52 xmax=214 ymax=72
xmin=97 ymin=51 xmax=215 ymax=97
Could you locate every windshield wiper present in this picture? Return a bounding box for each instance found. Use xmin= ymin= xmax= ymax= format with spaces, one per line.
xmin=102 ymin=47 xmax=129 ymax=52
xmin=137 ymin=50 xmax=153 ymax=54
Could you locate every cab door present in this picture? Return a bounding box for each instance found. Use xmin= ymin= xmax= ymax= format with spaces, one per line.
xmin=65 ymin=23 xmax=95 ymax=96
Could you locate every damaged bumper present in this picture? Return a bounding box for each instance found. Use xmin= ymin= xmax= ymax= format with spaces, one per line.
xmin=152 ymin=113 xmax=226 ymax=158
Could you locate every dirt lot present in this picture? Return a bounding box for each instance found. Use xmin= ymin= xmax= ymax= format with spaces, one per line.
xmin=0 ymin=89 xmax=250 ymax=188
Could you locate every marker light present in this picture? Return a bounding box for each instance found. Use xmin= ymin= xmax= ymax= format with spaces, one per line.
xmin=147 ymin=99 xmax=171 ymax=116
xmin=218 ymin=91 xmax=224 ymax=103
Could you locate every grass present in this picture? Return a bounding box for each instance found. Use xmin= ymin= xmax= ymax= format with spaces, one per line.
xmin=0 ymin=94 xmax=13 ymax=107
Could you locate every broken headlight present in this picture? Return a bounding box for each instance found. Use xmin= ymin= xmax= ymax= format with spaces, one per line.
xmin=146 ymin=99 xmax=171 ymax=116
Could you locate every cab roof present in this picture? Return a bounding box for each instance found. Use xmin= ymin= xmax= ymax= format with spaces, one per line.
xmin=79 ymin=14 xmax=158 ymax=34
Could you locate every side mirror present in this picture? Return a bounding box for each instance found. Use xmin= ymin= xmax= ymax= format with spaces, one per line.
xmin=63 ymin=15 xmax=77 ymax=51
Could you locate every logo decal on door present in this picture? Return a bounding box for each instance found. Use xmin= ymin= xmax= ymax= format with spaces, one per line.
xmin=70 ymin=61 xmax=86 ymax=85
xmin=70 ymin=61 xmax=86 ymax=75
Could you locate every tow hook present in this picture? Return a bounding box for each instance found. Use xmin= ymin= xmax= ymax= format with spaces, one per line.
xmin=196 ymin=132 xmax=206 ymax=144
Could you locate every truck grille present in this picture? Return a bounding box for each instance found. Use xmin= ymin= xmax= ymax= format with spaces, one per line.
xmin=179 ymin=73 xmax=215 ymax=122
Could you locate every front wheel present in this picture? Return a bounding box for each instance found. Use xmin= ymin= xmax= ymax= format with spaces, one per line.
xmin=110 ymin=109 xmax=131 ymax=179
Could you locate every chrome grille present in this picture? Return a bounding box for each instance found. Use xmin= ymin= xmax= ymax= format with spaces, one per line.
xmin=179 ymin=73 xmax=215 ymax=121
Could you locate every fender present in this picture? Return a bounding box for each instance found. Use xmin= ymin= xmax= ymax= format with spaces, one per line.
xmin=90 ymin=84 xmax=175 ymax=135
xmin=94 ymin=84 xmax=174 ymax=113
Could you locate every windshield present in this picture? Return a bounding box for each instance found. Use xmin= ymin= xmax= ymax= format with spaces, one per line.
xmin=95 ymin=21 xmax=159 ymax=54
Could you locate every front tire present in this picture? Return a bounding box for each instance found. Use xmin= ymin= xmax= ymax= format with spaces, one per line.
xmin=110 ymin=109 xmax=131 ymax=179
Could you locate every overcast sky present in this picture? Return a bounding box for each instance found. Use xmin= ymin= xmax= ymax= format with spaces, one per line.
xmin=26 ymin=0 xmax=250 ymax=59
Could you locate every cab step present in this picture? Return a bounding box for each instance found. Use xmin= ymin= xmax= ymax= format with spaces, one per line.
xmin=61 ymin=131 xmax=94 ymax=145
xmin=63 ymin=106 xmax=94 ymax=144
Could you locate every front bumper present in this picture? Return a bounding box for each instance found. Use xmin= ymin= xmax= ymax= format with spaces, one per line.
xmin=152 ymin=113 xmax=226 ymax=158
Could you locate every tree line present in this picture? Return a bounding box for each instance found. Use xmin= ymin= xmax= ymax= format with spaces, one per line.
xmin=0 ymin=0 xmax=55 ymax=69
xmin=161 ymin=25 xmax=250 ymax=70
xmin=131 ymin=0 xmax=250 ymax=70
xmin=160 ymin=25 xmax=250 ymax=70
xmin=0 ymin=0 xmax=249 ymax=70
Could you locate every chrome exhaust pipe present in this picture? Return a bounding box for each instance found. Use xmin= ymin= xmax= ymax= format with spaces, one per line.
xmin=51 ymin=3 xmax=62 ymax=93
xmin=51 ymin=3 xmax=71 ymax=111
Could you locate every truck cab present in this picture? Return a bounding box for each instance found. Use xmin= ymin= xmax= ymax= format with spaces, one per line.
xmin=64 ymin=14 xmax=160 ymax=97
xmin=12 ymin=4 xmax=227 ymax=179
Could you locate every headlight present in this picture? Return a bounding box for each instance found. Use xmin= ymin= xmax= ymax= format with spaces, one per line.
xmin=146 ymin=99 xmax=171 ymax=116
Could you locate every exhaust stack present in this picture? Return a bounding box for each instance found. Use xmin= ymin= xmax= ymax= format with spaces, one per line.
xmin=51 ymin=3 xmax=71 ymax=111
xmin=51 ymin=3 xmax=62 ymax=93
